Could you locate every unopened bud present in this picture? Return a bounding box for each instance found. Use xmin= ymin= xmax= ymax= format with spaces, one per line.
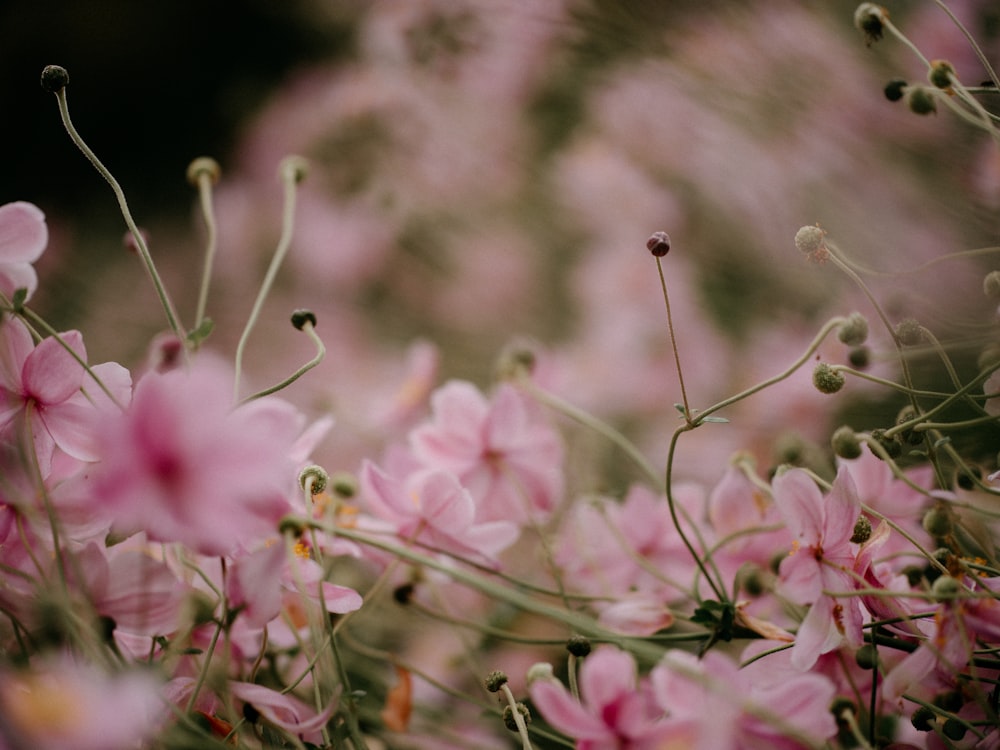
xmin=922 ymin=505 xmax=953 ymax=537
xmin=646 ymin=231 xmax=671 ymax=257
xmin=931 ymin=574 xmax=960 ymax=600
xmin=895 ymin=318 xmax=923 ymax=346
xmin=484 ymin=671 xmax=508 ymax=693
xmin=330 ymin=472 xmax=358 ymax=499
xmin=794 ymin=225 xmax=827 ymax=255
xmin=848 ymin=346 xmax=870 ymax=369
xmin=526 ymin=662 xmax=554 ymax=686
xmin=838 ymin=312 xmax=869 ymax=346
xmin=40 ymin=65 xmax=69 ymax=93
xmin=291 ymin=309 xmax=317 ymax=330
xmin=298 ymin=465 xmax=329 ymax=495
xmin=832 ymin=425 xmax=863 ymax=459
xmin=870 ymin=428 xmax=902 ymax=459
xmin=502 ymin=703 xmax=530 ymax=732
xmin=983 ymin=271 xmax=1000 ymax=300
xmin=855 ymin=644 xmax=878 ymax=670
xmin=186 ymin=156 xmax=221 ymax=187
xmin=813 ymin=363 xmax=845 ymax=394
xmin=566 ymin=635 xmax=592 ymax=657
xmin=279 ymin=155 xmax=309 ymax=184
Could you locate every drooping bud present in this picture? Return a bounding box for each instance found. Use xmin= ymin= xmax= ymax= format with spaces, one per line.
xmin=838 ymin=312 xmax=869 ymax=346
xmin=813 ymin=363 xmax=845 ymax=394
xmin=854 ymin=3 xmax=888 ymax=46
xmin=40 ymin=65 xmax=69 ymax=93
xmin=291 ymin=309 xmax=317 ymax=330
xmin=646 ymin=231 xmax=671 ymax=257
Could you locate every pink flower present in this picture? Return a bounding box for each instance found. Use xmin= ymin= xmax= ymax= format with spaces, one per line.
xmin=529 ymin=645 xmax=671 ymax=750
xmin=773 ymin=465 xmax=864 ymax=669
xmin=229 ymin=681 xmax=336 ymax=744
xmin=86 ymin=357 xmax=298 ymax=556
xmin=0 ymin=317 xmax=130 ymax=477
xmin=360 ymin=460 xmax=519 ymax=564
xmin=409 ymin=380 xmax=563 ymax=524
xmin=0 ymin=655 xmax=163 ymax=750
xmin=0 ymin=201 xmax=47 ymax=301
xmin=650 ymin=647 xmax=837 ymax=749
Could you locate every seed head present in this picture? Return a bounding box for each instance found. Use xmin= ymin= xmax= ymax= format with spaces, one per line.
xmin=928 ymin=60 xmax=956 ymax=90
xmin=854 ymin=3 xmax=888 ymax=46
xmin=646 ymin=231 xmax=671 ymax=257
xmin=884 ymin=79 xmax=907 ymax=102
xmin=907 ymin=86 xmax=937 ymax=115
xmin=812 ymin=363 xmax=845 ymax=394
xmin=40 ymin=65 xmax=69 ymax=93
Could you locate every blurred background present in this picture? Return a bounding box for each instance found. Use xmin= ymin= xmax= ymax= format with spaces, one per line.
xmin=3 ymin=0 xmax=1000 ymax=487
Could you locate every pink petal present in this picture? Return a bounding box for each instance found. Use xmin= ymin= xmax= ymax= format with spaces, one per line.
xmin=23 ymin=330 xmax=86 ymax=404
xmin=0 ymin=317 xmax=34 ymax=392
xmin=823 ymin=466 xmax=862 ymax=549
xmin=579 ymin=647 xmax=638 ymax=714
xmin=772 ymin=469 xmax=824 ymax=542
xmin=0 ymin=202 xmax=47 ymax=263
xmin=318 ymin=581 xmax=363 ymax=614
xmin=529 ymin=679 xmax=611 ymax=739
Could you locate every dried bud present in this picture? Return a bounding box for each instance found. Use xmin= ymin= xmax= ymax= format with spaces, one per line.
xmin=502 ymin=703 xmax=530 ymax=732
xmin=854 ymin=3 xmax=888 ymax=46
xmin=40 ymin=65 xmax=69 ymax=93
xmin=838 ymin=312 xmax=869 ymax=346
xmin=907 ymin=86 xmax=937 ymax=115
xmin=484 ymin=671 xmax=508 ymax=693
xmin=928 ymin=60 xmax=956 ymax=90
xmin=850 ymin=514 xmax=873 ymax=544
xmin=646 ymin=231 xmax=671 ymax=257
xmin=812 ymin=363 xmax=845 ymax=394
xmin=884 ymin=79 xmax=907 ymax=102
xmin=832 ymin=425 xmax=863 ymax=459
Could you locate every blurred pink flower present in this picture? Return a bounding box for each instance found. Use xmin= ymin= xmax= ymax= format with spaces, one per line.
xmin=86 ymin=357 xmax=298 ymax=556
xmin=773 ymin=465 xmax=864 ymax=669
xmin=229 ymin=681 xmax=335 ymax=743
xmin=409 ymin=380 xmax=563 ymax=524
xmin=650 ymin=648 xmax=837 ymax=749
xmin=0 ymin=655 xmax=163 ymax=750
xmin=360 ymin=460 xmax=519 ymax=564
xmin=529 ymin=645 xmax=672 ymax=750
xmin=0 ymin=201 xmax=47 ymax=301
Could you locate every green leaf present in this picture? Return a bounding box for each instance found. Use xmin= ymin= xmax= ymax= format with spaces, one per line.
xmin=186 ymin=317 xmax=215 ymax=346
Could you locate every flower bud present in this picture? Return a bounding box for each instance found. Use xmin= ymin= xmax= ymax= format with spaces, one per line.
xmin=279 ymin=155 xmax=309 ymax=184
xmin=851 ymin=514 xmax=873 ymax=544
xmin=895 ymin=405 xmax=923 ymax=446
xmin=907 ymin=86 xmax=937 ymax=115
xmin=922 ymin=505 xmax=953 ymax=537
xmin=526 ymin=662 xmax=554 ymax=686
xmin=870 ymin=428 xmax=902 ymax=459
xmin=838 ymin=312 xmax=869 ymax=346
xmin=330 ymin=472 xmax=358 ymax=499
xmin=942 ymin=718 xmax=967 ymax=741
xmin=854 ymin=3 xmax=887 ymax=45
xmin=983 ymin=271 xmax=1000 ymax=300
xmin=956 ymin=465 xmax=981 ymax=491
xmin=794 ymin=225 xmax=826 ymax=256
xmin=813 ymin=363 xmax=845 ymax=394
xmin=484 ymin=671 xmax=508 ymax=693
xmin=646 ymin=231 xmax=671 ymax=257
xmin=911 ymin=705 xmax=936 ymax=732
xmin=291 ymin=309 xmax=317 ymax=330
xmin=931 ymin=574 xmax=960 ymax=601
xmin=186 ymin=156 xmax=222 ymax=186
xmin=40 ymin=65 xmax=69 ymax=92
xmin=855 ymin=644 xmax=878 ymax=670
xmin=928 ymin=60 xmax=956 ymax=90
xmin=848 ymin=346 xmax=870 ymax=369
xmin=832 ymin=425 xmax=863 ymax=459
xmin=895 ymin=318 xmax=923 ymax=346
xmin=502 ymin=703 xmax=530 ymax=732
xmin=298 ymin=465 xmax=329 ymax=495
xmin=566 ymin=635 xmax=592 ymax=657
xmin=884 ymin=79 xmax=907 ymax=101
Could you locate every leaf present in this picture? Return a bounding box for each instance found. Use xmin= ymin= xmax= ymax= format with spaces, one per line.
xmin=186 ymin=317 xmax=215 ymax=346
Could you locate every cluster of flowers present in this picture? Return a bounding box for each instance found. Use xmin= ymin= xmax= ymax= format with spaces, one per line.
xmin=2 ymin=3 xmax=1000 ymax=750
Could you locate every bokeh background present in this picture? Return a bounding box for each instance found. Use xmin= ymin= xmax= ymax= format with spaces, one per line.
xmin=3 ymin=0 xmax=1000 ymax=489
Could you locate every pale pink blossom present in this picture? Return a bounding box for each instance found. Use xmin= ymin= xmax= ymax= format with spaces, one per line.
xmin=0 ymin=316 xmax=130 ymax=477
xmin=409 ymin=380 xmax=563 ymax=524
xmin=85 ymin=357 xmax=298 ymax=556
xmin=360 ymin=460 xmax=519 ymax=564
xmin=529 ymin=646 xmax=672 ymax=750
xmin=773 ymin=465 xmax=864 ymax=669
xmin=650 ymin=647 xmax=837 ymax=749
xmin=229 ymin=681 xmax=336 ymax=743
xmin=0 ymin=201 xmax=47 ymax=301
